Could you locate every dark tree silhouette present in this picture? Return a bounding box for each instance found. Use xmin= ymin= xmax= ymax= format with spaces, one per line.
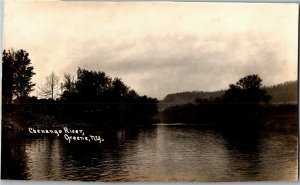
xmin=110 ymin=78 xmax=129 ymax=99
xmin=222 ymin=74 xmax=271 ymax=104
xmin=13 ymin=50 xmax=35 ymax=98
xmin=162 ymin=74 xmax=273 ymax=124
xmin=2 ymin=50 xmax=15 ymax=104
xmin=76 ymin=68 xmax=112 ymax=100
xmin=63 ymin=73 xmax=76 ymax=93
xmin=59 ymin=68 xmax=158 ymax=126
xmin=2 ymin=49 xmax=35 ymax=103
xmin=237 ymin=74 xmax=262 ymax=89
xmin=218 ymin=74 xmax=272 ymax=123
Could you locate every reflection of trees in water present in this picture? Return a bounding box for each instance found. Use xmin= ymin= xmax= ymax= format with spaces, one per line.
xmin=258 ymin=129 xmax=298 ymax=181
xmin=34 ymin=136 xmax=62 ymax=179
xmin=220 ymin=125 xmax=261 ymax=154
xmin=58 ymin=131 xmax=119 ymax=181
xmin=1 ymin=127 xmax=145 ymax=181
xmin=1 ymin=131 xmax=28 ymax=179
xmin=9 ymin=134 xmax=63 ymax=180
xmin=2 ymin=124 xmax=297 ymax=181
xmin=219 ymin=125 xmax=262 ymax=181
xmin=59 ymin=126 xmax=157 ymax=181
xmin=219 ymin=122 xmax=298 ymax=181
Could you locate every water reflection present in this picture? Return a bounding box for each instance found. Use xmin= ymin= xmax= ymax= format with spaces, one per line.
xmin=1 ymin=131 xmax=29 ymax=180
xmin=1 ymin=124 xmax=298 ymax=181
xmin=258 ymin=131 xmax=298 ymax=181
xmin=220 ymin=127 xmax=262 ymax=181
xmin=25 ymin=136 xmax=62 ymax=180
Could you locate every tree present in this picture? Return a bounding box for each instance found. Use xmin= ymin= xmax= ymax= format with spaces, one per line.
xmin=39 ymin=72 xmax=60 ymax=99
xmin=236 ymin=74 xmax=262 ymax=89
xmin=220 ymin=74 xmax=272 ymax=122
xmin=2 ymin=50 xmax=14 ymax=104
xmin=222 ymin=74 xmax=271 ymax=104
xmin=111 ymin=77 xmax=129 ymax=98
xmin=60 ymin=73 xmax=77 ymax=103
xmin=58 ymin=68 xmax=159 ymax=125
xmin=2 ymin=49 xmax=35 ymax=103
xmin=76 ymin=68 xmax=112 ymax=98
xmin=62 ymin=73 xmax=76 ymax=93
xmin=13 ymin=50 xmax=36 ymax=98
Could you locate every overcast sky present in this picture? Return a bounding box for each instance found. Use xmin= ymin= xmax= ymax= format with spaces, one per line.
xmin=3 ymin=1 xmax=298 ymax=99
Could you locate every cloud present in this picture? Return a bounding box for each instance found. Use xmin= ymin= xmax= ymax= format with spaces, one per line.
xmin=4 ymin=2 xmax=298 ymax=98
xmin=67 ymin=31 xmax=296 ymax=99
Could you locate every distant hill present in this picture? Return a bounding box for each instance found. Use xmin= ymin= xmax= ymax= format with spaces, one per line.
xmin=158 ymin=90 xmax=225 ymax=111
xmin=266 ymin=81 xmax=297 ymax=104
xmin=158 ymin=80 xmax=297 ymax=111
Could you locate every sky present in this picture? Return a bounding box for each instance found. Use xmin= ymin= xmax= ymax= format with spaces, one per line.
xmin=3 ymin=1 xmax=298 ymax=99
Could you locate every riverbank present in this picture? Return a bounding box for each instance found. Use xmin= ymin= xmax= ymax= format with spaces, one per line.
xmin=2 ymin=107 xmax=297 ymax=132
xmin=259 ymin=112 xmax=298 ymax=132
xmin=1 ymin=110 xmax=68 ymax=131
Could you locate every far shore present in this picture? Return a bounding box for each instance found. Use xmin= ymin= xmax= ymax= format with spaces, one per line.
xmin=2 ymin=107 xmax=297 ymax=132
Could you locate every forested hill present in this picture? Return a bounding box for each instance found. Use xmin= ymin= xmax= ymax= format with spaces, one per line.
xmin=266 ymin=81 xmax=297 ymax=104
xmin=158 ymin=90 xmax=225 ymax=111
xmin=158 ymin=80 xmax=297 ymax=111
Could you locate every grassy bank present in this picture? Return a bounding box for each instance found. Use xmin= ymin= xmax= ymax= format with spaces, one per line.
xmin=2 ymin=110 xmax=67 ymax=131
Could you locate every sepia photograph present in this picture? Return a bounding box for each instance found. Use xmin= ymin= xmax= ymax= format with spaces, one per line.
xmin=1 ymin=1 xmax=298 ymax=182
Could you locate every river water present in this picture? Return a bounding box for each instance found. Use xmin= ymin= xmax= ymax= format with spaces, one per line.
xmin=1 ymin=123 xmax=298 ymax=182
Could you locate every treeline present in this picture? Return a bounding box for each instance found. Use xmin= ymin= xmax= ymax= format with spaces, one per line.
xmin=158 ymin=90 xmax=225 ymax=111
xmin=2 ymin=49 xmax=297 ymax=128
xmin=159 ymin=80 xmax=297 ymax=111
xmin=2 ymin=49 xmax=158 ymax=128
xmin=162 ymin=75 xmax=297 ymax=125
xmin=266 ymin=81 xmax=297 ymax=104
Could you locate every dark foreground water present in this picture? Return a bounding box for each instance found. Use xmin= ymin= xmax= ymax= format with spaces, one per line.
xmin=1 ymin=123 xmax=298 ymax=182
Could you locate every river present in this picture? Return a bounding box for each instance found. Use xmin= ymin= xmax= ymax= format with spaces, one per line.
xmin=1 ymin=123 xmax=298 ymax=182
